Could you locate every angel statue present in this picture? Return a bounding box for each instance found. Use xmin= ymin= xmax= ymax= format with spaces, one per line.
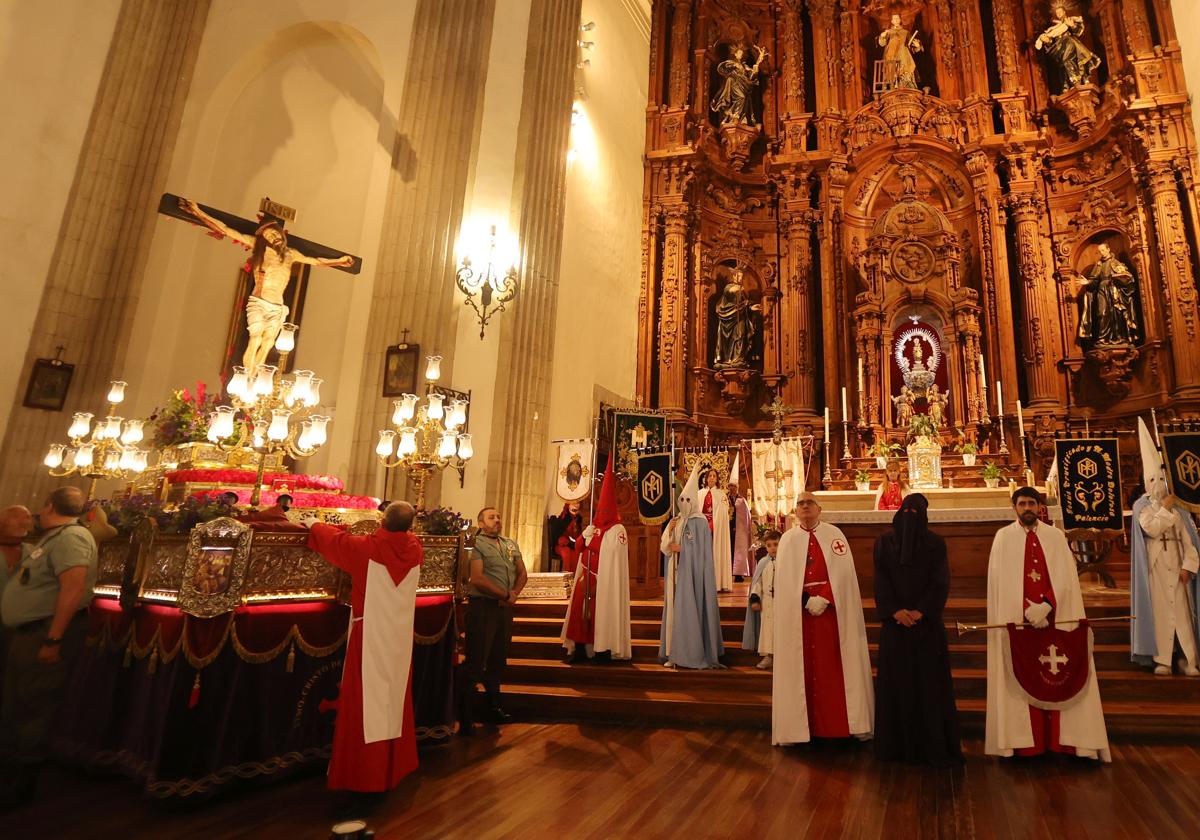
xmin=927 ymin=384 xmax=950 ymax=429
xmin=1034 ymin=4 xmax=1101 ymax=92
xmin=892 ymin=386 xmax=915 ymax=428
xmin=711 ymin=44 xmax=768 ymax=126
xmin=877 ymin=14 xmax=923 ymax=91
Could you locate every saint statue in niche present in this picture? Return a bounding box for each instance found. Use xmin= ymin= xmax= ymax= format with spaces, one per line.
xmin=711 ymin=44 xmax=768 ymax=126
xmin=892 ymin=386 xmax=915 ymax=428
xmin=712 ymin=268 xmax=760 ymax=369
xmin=1076 ymin=243 xmax=1142 ymax=349
xmin=1034 ymin=4 xmax=1101 ymax=92
xmin=876 ymin=15 xmax=923 ymax=91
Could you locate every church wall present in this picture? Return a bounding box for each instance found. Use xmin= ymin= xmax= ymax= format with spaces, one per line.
xmin=120 ymin=2 xmax=419 ymax=486
xmin=1175 ymin=4 xmax=1200 ymax=146
xmin=0 ymin=0 xmax=122 ymax=447
xmin=541 ymin=0 xmax=649 ymax=528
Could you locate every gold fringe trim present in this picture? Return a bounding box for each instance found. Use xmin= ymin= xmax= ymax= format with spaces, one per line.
xmin=413 ymin=603 xmax=454 ymax=645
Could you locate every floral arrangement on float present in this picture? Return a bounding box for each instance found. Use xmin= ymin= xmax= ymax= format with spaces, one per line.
xmin=150 ymin=382 xmax=223 ymax=447
xmin=168 ymin=469 xmax=345 ymax=492
xmin=415 ymin=506 xmax=469 ymax=536
xmin=100 ymin=494 xmax=238 ymax=537
xmin=191 ymin=489 xmax=380 ymax=510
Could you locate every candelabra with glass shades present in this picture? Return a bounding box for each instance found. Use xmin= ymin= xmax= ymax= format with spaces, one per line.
xmin=205 ymin=323 xmax=331 ymax=506
xmin=375 ymin=354 xmax=472 ymax=510
xmin=44 ymin=380 xmax=150 ymax=500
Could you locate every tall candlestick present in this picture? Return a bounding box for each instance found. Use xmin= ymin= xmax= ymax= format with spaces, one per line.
xmin=1016 ymin=400 xmax=1025 ymax=435
xmin=841 ymin=386 xmax=848 ymax=422
xmin=857 ymin=358 xmax=864 ymax=395
xmin=995 ymin=380 xmax=1003 ymax=416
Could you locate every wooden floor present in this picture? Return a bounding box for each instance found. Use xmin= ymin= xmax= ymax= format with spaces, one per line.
xmin=8 ymin=723 xmax=1200 ymax=839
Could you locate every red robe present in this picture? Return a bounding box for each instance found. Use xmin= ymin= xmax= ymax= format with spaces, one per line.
xmin=702 ymin=491 xmax=715 ymax=531
xmin=308 ymin=523 xmax=424 ymax=791
xmin=802 ymin=531 xmax=850 ymax=738
xmin=564 ymin=532 xmax=602 ymax=645
xmin=876 ymin=481 xmax=904 ymax=511
xmin=1015 ymin=529 xmax=1075 ymax=757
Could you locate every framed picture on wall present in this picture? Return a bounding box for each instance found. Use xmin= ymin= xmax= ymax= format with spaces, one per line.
xmin=383 ymin=343 xmax=420 ymax=397
xmin=23 ymin=357 xmax=75 ymax=411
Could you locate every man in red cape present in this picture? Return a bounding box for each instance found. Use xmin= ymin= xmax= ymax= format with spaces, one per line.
xmin=305 ymin=501 xmax=424 ymax=798
xmin=562 ymin=456 xmax=632 ymax=662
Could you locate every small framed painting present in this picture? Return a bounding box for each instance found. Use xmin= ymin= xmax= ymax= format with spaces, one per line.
xmin=383 ymin=343 xmax=420 ymax=397
xmin=23 ymin=358 xmax=75 ymax=411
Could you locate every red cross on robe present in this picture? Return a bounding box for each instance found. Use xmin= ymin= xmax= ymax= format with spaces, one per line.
xmin=802 ymin=529 xmax=850 ymax=738
xmin=1016 ymin=528 xmax=1075 ymax=757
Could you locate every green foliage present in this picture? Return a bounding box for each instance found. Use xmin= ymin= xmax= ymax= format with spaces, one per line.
xmin=981 ymin=461 xmax=1004 ymax=480
xmin=854 ymin=468 xmax=872 ymax=484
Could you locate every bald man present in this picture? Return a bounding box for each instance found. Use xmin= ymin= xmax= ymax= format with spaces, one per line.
xmin=0 ymin=506 xmax=32 ymax=580
xmin=1 ymin=487 xmax=97 ymax=808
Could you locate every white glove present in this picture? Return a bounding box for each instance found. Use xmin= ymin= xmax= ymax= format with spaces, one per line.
xmin=298 ymin=513 xmax=320 ymax=529
xmin=806 ymin=595 xmax=830 ymax=616
xmin=1024 ymin=599 xmax=1052 ymax=629
xmin=581 ymin=525 xmax=597 ymax=541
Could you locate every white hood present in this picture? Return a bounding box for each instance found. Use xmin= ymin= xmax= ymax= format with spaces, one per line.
xmin=1138 ymin=417 xmax=1166 ymax=501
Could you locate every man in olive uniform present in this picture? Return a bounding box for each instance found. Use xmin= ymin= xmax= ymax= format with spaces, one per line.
xmin=460 ymin=507 xmax=527 ymax=734
xmin=0 ymin=487 xmax=97 ymax=809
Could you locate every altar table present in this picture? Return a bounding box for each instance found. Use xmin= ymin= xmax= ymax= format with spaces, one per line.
xmin=53 ymin=594 xmax=455 ymax=799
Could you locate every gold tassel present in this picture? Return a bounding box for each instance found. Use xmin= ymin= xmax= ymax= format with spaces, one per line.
xmin=148 ymin=646 xmax=158 ymax=675
xmin=286 ymin=641 xmax=296 ymax=673
xmin=123 ymin=644 xmax=133 ymax=668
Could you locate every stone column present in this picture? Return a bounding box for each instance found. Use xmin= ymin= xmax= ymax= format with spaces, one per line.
xmin=0 ymin=0 xmax=211 ymax=505
xmin=657 ymin=203 xmax=690 ymax=412
xmin=1005 ymin=192 xmax=1060 ymax=408
xmin=1142 ymin=160 xmax=1200 ymax=397
xmin=485 ymin=0 xmax=581 ymax=561
xmin=347 ymin=0 xmax=498 ymax=494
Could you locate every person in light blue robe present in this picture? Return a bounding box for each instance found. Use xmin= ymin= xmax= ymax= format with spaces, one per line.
xmin=659 ymin=466 xmax=724 ymax=669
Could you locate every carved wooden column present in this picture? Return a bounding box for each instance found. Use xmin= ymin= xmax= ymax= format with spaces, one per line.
xmin=990 ymin=0 xmax=1032 ymax=134
xmin=636 ymin=203 xmax=662 ymax=404
xmin=837 ymin=0 xmax=864 ymax=108
xmin=1142 ymin=160 xmax=1200 ymax=397
xmin=965 ymin=152 xmax=1013 ymax=415
xmin=808 ymin=0 xmax=841 ymax=149
xmin=951 ymin=0 xmax=987 ymax=98
xmin=1005 ymin=191 xmax=1060 ymax=408
xmin=657 ymin=203 xmax=691 ymax=412
xmin=775 ymin=165 xmax=816 ymax=417
xmin=776 ymin=0 xmax=808 ymax=154
xmin=662 ymin=0 xmax=691 ymax=148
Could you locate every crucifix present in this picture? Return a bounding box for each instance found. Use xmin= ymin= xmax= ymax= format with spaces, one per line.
xmin=762 ymin=394 xmax=792 ymax=444
xmin=158 ymin=193 xmax=361 ymax=372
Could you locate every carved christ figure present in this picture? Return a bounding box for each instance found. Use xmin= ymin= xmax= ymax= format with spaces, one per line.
xmin=711 ymin=44 xmax=768 ymax=126
xmin=877 ymin=14 xmax=923 ymax=91
xmin=1034 ymin=4 xmax=1101 ymax=92
xmin=1076 ymin=243 xmax=1142 ymax=348
xmin=178 ymin=198 xmax=354 ymax=371
xmin=713 ymin=269 xmax=760 ymax=369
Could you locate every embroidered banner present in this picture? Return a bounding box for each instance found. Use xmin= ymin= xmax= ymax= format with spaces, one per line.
xmin=635 ymin=451 xmax=673 ymax=525
xmin=612 ymin=412 xmax=667 ymax=481
xmin=1054 ymin=438 xmax=1122 ymax=533
xmin=1003 ymin=622 xmax=1092 ymax=709
xmin=554 ymin=439 xmax=594 ymax=503
xmin=1161 ymin=432 xmax=1200 ymax=514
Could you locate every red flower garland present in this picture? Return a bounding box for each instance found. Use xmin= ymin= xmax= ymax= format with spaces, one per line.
xmin=167 ymin=469 xmax=344 ymax=492
xmin=192 ymin=489 xmax=378 ymax=510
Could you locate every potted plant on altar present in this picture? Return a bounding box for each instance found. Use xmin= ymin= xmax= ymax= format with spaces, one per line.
xmin=981 ymin=461 xmax=1003 ymax=489
xmin=868 ymin=441 xmax=900 ymax=469
xmin=906 ymin=413 xmax=938 ymax=444
xmin=956 ymin=441 xmax=979 ymax=467
xmin=854 ymin=468 xmax=872 ymax=492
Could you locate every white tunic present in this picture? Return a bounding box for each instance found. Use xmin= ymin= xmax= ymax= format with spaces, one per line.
xmin=560 ymin=525 xmax=633 ymax=660
xmin=699 ymin=487 xmax=734 ymax=592
xmin=361 ymin=560 xmax=419 ymax=743
xmin=1138 ymin=502 xmax=1200 ymax=668
xmin=751 ymin=557 xmax=775 ymax=655
xmin=984 ymin=522 xmax=1111 ymax=762
xmin=659 ymin=516 xmax=683 ymax=658
xmin=771 ymin=522 xmax=874 ymax=745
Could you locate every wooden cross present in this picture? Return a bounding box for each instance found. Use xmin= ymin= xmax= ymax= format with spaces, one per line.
xmin=398 ymin=328 xmax=412 ymax=347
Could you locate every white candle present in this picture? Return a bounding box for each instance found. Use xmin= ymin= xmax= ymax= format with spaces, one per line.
xmin=824 ymin=406 xmax=830 ymax=441
xmin=1016 ymin=399 xmax=1025 ymax=435
xmin=996 ymin=380 xmax=1003 ymax=416
xmin=857 ymin=358 xmax=864 ymax=394
xmin=841 ymin=386 xmax=848 ymax=422
xmin=978 ymin=353 xmax=986 ymax=386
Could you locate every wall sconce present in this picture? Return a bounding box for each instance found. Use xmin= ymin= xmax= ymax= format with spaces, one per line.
xmin=455 ymin=224 xmax=519 ymax=340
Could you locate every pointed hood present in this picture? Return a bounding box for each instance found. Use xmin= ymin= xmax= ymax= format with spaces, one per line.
xmin=592 ymin=454 xmax=621 ymax=531
xmin=678 ymin=461 xmax=703 ymax=519
xmin=1139 ymin=417 xmax=1167 ymax=501
xmin=729 ymin=451 xmax=740 ymax=486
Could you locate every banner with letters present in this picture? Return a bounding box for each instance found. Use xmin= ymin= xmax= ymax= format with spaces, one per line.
xmin=636 ymin=451 xmax=673 ymax=525
xmin=554 ymin=439 xmax=594 ymax=503
xmin=1054 ymin=438 xmax=1123 ymax=534
xmin=612 ymin=412 xmax=667 ymax=480
xmin=1161 ymin=432 xmax=1200 ymax=514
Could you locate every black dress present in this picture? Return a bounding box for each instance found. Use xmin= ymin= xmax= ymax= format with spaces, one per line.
xmin=872 ymin=529 xmax=963 ymax=765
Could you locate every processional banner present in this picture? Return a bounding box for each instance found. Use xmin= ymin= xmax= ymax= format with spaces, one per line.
xmin=612 ymin=412 xmax=667 ymax=481
xmin=1002 ymin=623 xmax=1092 ymax=709
xmin=1161 ymin=432 xmax=1200 ymax=514
xmin=554 ymin=439 xmax=594 ymax=503
xmin=1054 ymin=438 xmax=1122 ymax=534
xmin=680 ymin=449 xmax=732 ymax=484
xmin=636 ymin=451 xmax=673 ymax=525
xmin=750 ymin=438 xmax=807 ymax=517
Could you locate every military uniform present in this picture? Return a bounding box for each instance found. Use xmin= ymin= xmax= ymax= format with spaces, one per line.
xmin=461 ymin=534 xmax=521 ymax=724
